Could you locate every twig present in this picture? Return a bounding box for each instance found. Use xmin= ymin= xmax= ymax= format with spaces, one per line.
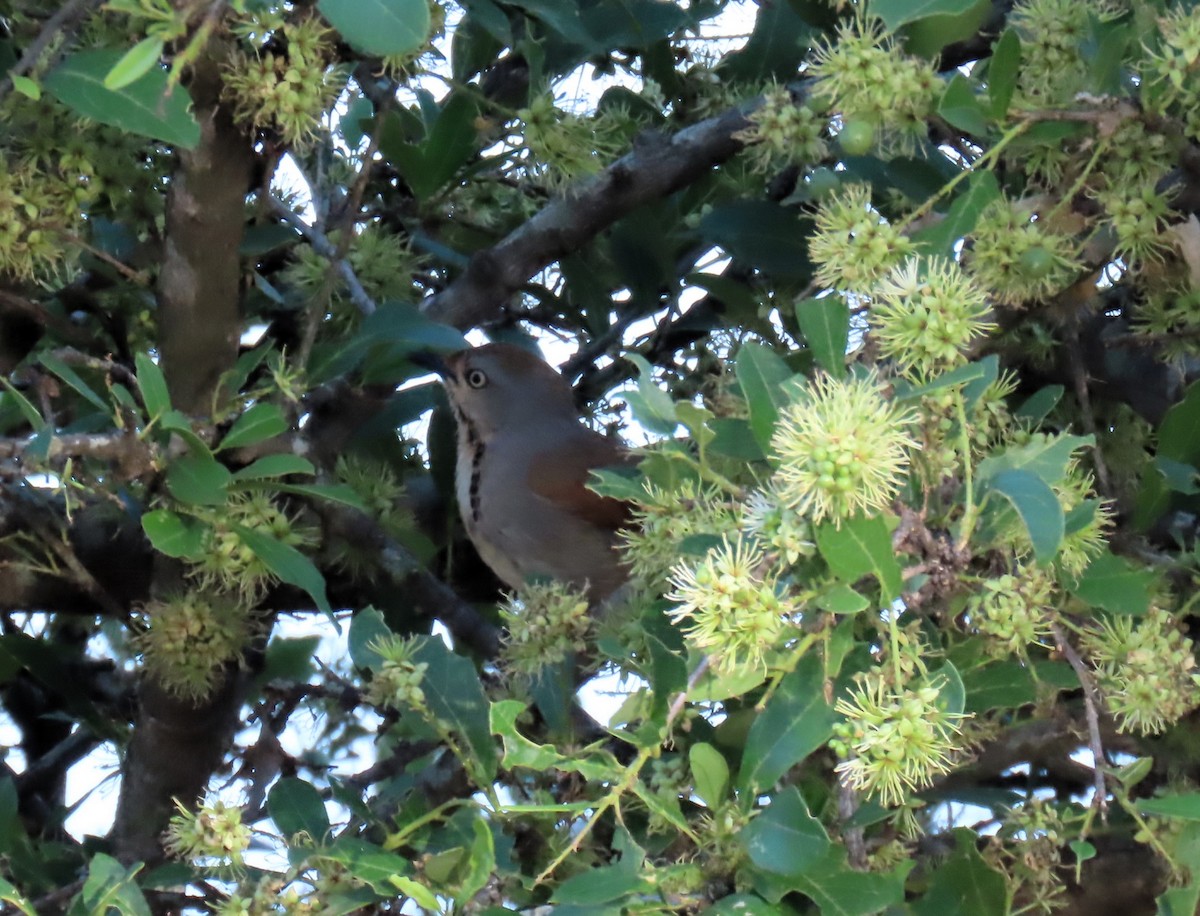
xmin=8 ymin=487 xmax=128 ymax=618
xmin=296 ymin=97 xmax=393 ymax=365
xmin=1050 ymin=622 xmax=1109 ymax=814
xmin=666 ymin=656 xmax=710 ymax=728
xmin=422 ymin=104 xmax=754 ymax=330
xmin=60 ymin=233 xmax=152 ymax=285
xmin=0 ymin=0 xmax=102 ymax=105
xmin=268 ymin=197 xmax=377 ymax=317
xmin=838 ymin=778 xmax=867 ymax=869
xmin=1062 ymin=316 xmax=1113 ymax=496
xmin=45 ymin=347 xmax=138 ymax=389
xmin=320 ymin=504 xmax=503 ymax=658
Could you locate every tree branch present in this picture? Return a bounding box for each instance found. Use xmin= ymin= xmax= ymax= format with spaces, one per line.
xmin=421 ymin=106 xmax=753 ymax=330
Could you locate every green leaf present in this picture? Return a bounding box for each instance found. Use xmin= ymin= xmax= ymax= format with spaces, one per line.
xmin=719 ymin=0 xmax=814 ymax=82
xmin=158 ymin=412 xmax=212 ymax=459
xmin=269 ymin=777 xmax=330 ymax=840
xmin=625 ymin=353 xmax=679 ymax=436
xmin=412 ymin=637 xmax=499 ymax=784
xmin=218 ymin=403 xmax=289 ymax=451
xmin=1 ymin=378 xmax=44 ymax=428
xmin=959 ymin=660 xmax=1074 ymax=713
xmin=1156 ymin=457 xmax=1200 ymax=494
xmin=795 ymin=297 xmax=849 ymax=375
xmin=911 ymin=830 xmax=1006 ymax=916
xmin=703 ymin=894 xmax=778 ymax=916
xmin=709 ymin=418 xmax=768 ymax=461
xmin=1014 ymin=384 xmax=1063 ymax=426
xmin=348 ymin=606 xmax=391 ymax=670
xmin=698 ymin=201 xmax=812 ymax=279
xmin=1067 ymin=551 xmax=1154 ymax=615
xmin=1158 ymin=379 xmax=1200 ymax=465
xmin=900 ymin=0 xmax=991 ymax=57
xmin=789 ymin=849 xmax=908 ymax=914
xmin=1138 ymin=793 xmax=1200 ymax=821
xmin=552 ymin=860 xmax=644 ymax=905
xmin=233 ymin=524 xmax=330 ymax=613
xmin=39 ymin=352 xmax=108 ymax=413
xmin=454 ymin=817 xmax=497 ymax=905
xmin=319 ymin=838 xmax=412 ymax=894
xmin=928 ymin=661 xmax=966 ymax=717
xmin=11 ymin=74 xmax=40 ymax=100
xmin=815 ymin=583 xmax=869 ymax=615
xmin=675 ymin=401 xmax=716 ymax=451
xmin=913 ymin=170 xmax=1001 ymax=255
xmin=977 ymin=433 xmax=1092 ymax=488
xmin=76 ymin=853 xmax=151 ymax=916
xmin=741 ymin=786 xmax=830 ymax=877
xmin=938 ymin=73 xmax=990 ymax=135
xmin=982 ymin=469 xmax=1064 ymax=563
xmin=258 ymin=635 xmax=320 ymax=686
xmin=815 ymin=515 xmax=904 ymax=602
xmin=391 ymin=876 xmax=440 ymax=910
xmin=873 ymin=0 xmax=980 ymax=30
xmin=231 ymin=454 xmax=316 ymax=480
xmin=0 ymin=877 xmax=35 ymax=916
xmin=735 ymin=342 xmax=794 ymax=452
xmin=739 ymin=652 xmax=836 ymax=791
xmin=689 ymin=743 xmax=730 ymax=808
xmin=135 ymin=353 xmax=171 ymax=421
xmin=269 ymin=482 xmax=367 ymax=511
xmin=141 ymin=509 xmax=207 ymax=559
xmin=317 ymin=0 xmax=431 ymax=57
xmin=895 ymin=356 xmax=997 ymax=402
xmin=45 ymin=49 xmax=199 ymax=149
xmin=103 ymin=37 xmax=164 ymax=90
xmin=382 ymin=93 xmax=479 ymax=201
xmin=987 ymin=29 xmax=1021 ymax=118
xmin=165 ymin=453 xmax=232 ymax=506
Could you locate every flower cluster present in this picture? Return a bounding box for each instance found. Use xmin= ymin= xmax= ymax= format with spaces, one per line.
xmin=985 ymin=799 xmax=1068 ymax=913
xmin=808 ymin=184 xmax=913 ymax=292
xmin=808 ymin=21 xmax=940 ymax=154
xmin=1085 ymin=606 xmax=1200 ymax=735
xmin=832 ymin=673 xmax=968 ymax=807
xmin=164 ymin=799 xmax=252 ymax=870
xmin=192 ymin=493 xmax=317 ymax=601
xmin=364 ymin=635 xmax=429 ymax=711
xmin=965 ymin=199 xmax=1080 ymax=305
xmin=517 ymin=93 xmax=626 ymax=190
xmin=133 ymin=592 xmax=250 ymax=700
xmin=771 ymin=371 xmax=915 ymax=525
xmin=967 ymin=568 xmax=1056 ymax=656
xmin=223 ymin=17 xmax=347 ymax=147
xmin=500 ymin=580 xmax=592 ymax=675
xmin=1010 ymin=0 xmax=1118 ymax=105
xmin=740 ymin=487 xmax=816 ymax=565
xmin=735 ymin=87 xmax=827 ymax=172
xmin=621 ymin=481 xmax=741 ymax=590
xmin=870 ymin=256 xmax=994 ymax=377
xmin=667 ymin=536 xmax=799 ymax=674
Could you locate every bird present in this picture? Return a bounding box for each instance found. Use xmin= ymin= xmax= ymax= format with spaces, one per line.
xmin=415 ymin=343 xmax=634 ymax=604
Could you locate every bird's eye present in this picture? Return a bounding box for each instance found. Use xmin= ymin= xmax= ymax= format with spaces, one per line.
xmin=465 ymin=368 xmax=488 ymax=389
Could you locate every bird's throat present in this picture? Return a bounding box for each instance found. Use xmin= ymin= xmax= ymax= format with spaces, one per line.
xmin=453 ymin=406 xmax=484 ymax=526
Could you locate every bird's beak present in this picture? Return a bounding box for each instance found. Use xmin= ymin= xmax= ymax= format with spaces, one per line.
xmin=410 ymin=349 xmax=452 ymax=378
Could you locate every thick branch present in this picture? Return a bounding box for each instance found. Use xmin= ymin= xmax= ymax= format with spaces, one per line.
xmin=114 ymin=41 xmax=255 ymax=864
xmin=157 ymin=42 xmax=254 ymax=414
xmin=322 ymin=505 xmax=503 ymax=658
xmin=421 ymin=107 xmax=752 ymax=330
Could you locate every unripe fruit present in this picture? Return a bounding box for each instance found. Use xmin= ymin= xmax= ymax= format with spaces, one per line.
xmin=838 ymin=118 xmax=875 ymax=156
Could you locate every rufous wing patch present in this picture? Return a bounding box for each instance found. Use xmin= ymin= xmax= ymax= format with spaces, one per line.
xmin=526 ymin=434 xmax=636 ymax=531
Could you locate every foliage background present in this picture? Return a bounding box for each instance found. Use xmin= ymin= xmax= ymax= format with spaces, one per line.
xmin=2 ymin=0 xmax=1200 ymax=913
